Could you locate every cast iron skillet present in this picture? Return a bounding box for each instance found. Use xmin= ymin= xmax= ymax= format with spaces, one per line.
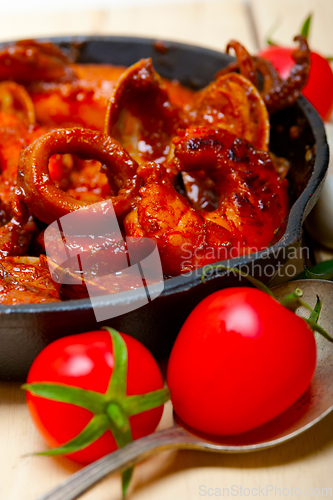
xmin=0 ymin=36 xmax=329 ymax=380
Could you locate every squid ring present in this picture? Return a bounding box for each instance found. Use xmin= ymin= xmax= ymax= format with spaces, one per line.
xmin=17 ymin=127 xmax=140 ymax=224
xmin=0 ymin=81 xmax=36 ymax=125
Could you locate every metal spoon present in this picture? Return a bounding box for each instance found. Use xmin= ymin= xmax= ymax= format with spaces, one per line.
xmin=36 ymin=279 xmax=333 ymax=500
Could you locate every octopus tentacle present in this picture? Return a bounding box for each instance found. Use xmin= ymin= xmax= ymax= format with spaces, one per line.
xmin=251 ymin=56 xmax=281 ymax=95
xmin=226 ymin=40 xmax=258 ymax=87
xmin=17 ymin=128 xmax=141 ymax=224
xmin=262 ymin=35 xmax=310 ymax=114
xmin=0 ymin=40 xmax=76 ymax=84
xmin=217 ymin=35 xmax=311 ymax=114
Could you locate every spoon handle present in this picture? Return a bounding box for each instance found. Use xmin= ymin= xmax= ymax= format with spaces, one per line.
xmin=36 ymin=426 xmax=192 ymax=500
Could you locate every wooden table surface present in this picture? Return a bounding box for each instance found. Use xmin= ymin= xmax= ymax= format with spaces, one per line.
xmin=1 ymin=1 xmax=333 ymax=499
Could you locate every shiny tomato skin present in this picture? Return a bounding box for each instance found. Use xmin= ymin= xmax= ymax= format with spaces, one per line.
xmin=259 ymin=46 xmax=333 ymax=121
xmin=302 ymin=52 xmax=333 ymax=121
xmin=167 ymin=288 xmax=316 ymax=436
xmin=26 ymin=330 xmax=164 ymax=464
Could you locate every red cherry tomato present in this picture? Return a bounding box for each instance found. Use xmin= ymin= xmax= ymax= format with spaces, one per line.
xmin=259 ymin=45 xmax=333 ymax=121
xmin=26 ymin=330 xmax=165 ymax=464
xmin=167 ymin=288 xmax=316 ymax=436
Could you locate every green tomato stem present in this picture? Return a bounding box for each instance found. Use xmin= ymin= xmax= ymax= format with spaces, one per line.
xmin=123 ymin=388 xmax=170 ymax=417
xmin=279 ymin=288 xmax=312 ymax=313
xmin=23 ymin=328 xmax=170 ymax=496
xmin=309 ymin=295 xmax=321 ymax=323
xmin=106 ymin=403 xmax=130 ymax=433
xmin=21 ymin=382 xmax=106 ymax=413
xmin=122 ymin=468 xmax=134 ymax=498
xmin=280 ymin=289 xmax=333 ymax=342
xmin=306 ymin=319 xmax=333 ymax=342
xmin=202 ymin=265 xmax=333 ymax=344
xmin=103 ymin=327 xmax=128 ymax=398
xmin=36 ymin=414 xmax=110 ymax=456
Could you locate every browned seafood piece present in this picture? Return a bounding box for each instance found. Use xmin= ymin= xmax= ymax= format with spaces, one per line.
xmin=0 ymin=196 xmax=11 ymax=225
xmin=0 ymin=112 xmax=74 ymax=209
xmin=30 ymin=63 xmax=195 ymax=132
xmin=0 ymin=40 xmax=118 ymax=131
xmin=0 ymin=197 xmax=33 ymax=258
xmin=17 ymin=127 xmax=141 ymax=224
xmin=0 ymin=81 xmax=35 ymax=125
xmin=226 ymin=40 xmax=258 ymax=86
xmin=261 ymin=35 xmax=310 ymax=114
xmin=218 ymin=36 xmax=311 ymax=114
xmin=105 ymin=58 xmax=181 ymax=168
xmin=124 ymin=127 xmax=289 ymax=275
xmin=173 ymin=127 xmax=289 ymax=248
xmin=178 ymin=169 xmax=219 ymax=212
xmin=189 ymin=72 xmax=269 ymax=151
xmin=30 ymin=64 xmax=127 ymax=132
xmin=0 ymin=255 xmax=60 ymax=304
xmin=0 ymin=112 xmax=48 ymax=204
xmin=183 ymin=72 xmax=270 ymax=209
xmin=124 ymin=161 xmax=238 ymax=276
xmin=0 ymin=40 xmax=76 ymax=84
xmin=63 ymin=157 xmax=114 ymax=203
